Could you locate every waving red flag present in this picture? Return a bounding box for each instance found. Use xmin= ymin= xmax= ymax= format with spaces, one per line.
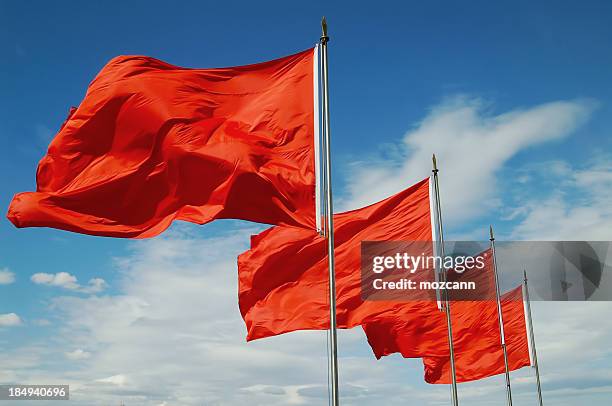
xmin=7 ymin=48 xmax=317 ymax=238
xmin=422 ymin=286 xmax=531 ymax=384
xmin=238 ymin=177 xmax=435 ymax=341
xmin=362 ymin=251 xmax=530 ymax=383
xmin=362 ymin=249 xmax=496 ymax=359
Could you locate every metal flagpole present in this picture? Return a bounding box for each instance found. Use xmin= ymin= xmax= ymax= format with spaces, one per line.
xmin=523 ymin=270 xmax=544 ymax=406
xmin=317 ymin=41 xmax=328 ymax=238
xmin=432 ymin=154 xmax=459 ymax=406
xmin=489 ymin=226 xmax=513 ymax=406
xmin=320 ymin=16 xmax=340 ymax=406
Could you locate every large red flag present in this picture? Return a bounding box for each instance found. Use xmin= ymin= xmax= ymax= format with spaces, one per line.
xmin=238 ymin=177 xmax=436 ymax=341
xmin=422 ymin=286 xmax=531 ymax=384
xmin=7 ymin=49 xmax=317 ymax=238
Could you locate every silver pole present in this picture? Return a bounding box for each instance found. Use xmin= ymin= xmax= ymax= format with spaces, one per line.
xmin=489 ymin=226 xmax=513 ymax=406
xmin=320 ymin=16 xmax=340 ymax=406
xmin=316 ymin=39 xmax=328 ymax=238
xmin=432 ymin=154 xmax=459 ymax=406
xmin=523 ymin=270 xmax=544 ymax=406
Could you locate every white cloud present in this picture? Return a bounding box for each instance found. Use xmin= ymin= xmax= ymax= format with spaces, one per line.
xmin=96 ymin=374 xmax=128 ymax=386
xmin=2 ymin=224 xmax=599 ymax=405
xmin=30 ymin=272 xmax=107 ymax=294
xmin=0 ymin=222 xmax=609 ymax=405
xmin=0 ymin=267 xmax=15 ymax=285
xmin=65 ymin=349 xmax=92 ymax=360
xmin=0 ymin=313 xmax=22 ymax=327
xmin=31 ymin=272 xmax=79 ymax=290
xmin=37 ymin=227 xmax=337 ymax=405
xmin=341 ymin=97 xmax=595 ymax=228
xmin=509 ymin=158 xmax=612 ymax=240
xmin=85 ymin=278 xmax=108 ymax=294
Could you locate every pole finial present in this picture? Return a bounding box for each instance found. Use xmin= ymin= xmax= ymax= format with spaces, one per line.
xmin=523 ymin=269 xmax=528 ymax=282
xmin=321 ymin=17 xmax=329 ymax=43
xmin=489 ymin=225 xmax=494 ymax=241
xmin=432 ymin=153 xmax=438 ymax=173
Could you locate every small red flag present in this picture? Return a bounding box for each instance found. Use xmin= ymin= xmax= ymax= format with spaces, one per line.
xmin=7 ymin=49 xmax=317 ymax=238
xmin=422 ymin=286 xmax=531 ymax=384
xmin=238 ymin=178 xmax=434 ymax=341
xmin=362 ymin=249 xmax=497 ymax=358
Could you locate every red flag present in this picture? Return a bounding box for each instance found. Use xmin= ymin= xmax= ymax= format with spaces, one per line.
xmin=238 ymin=177 xmax=435 ymax=341
xmin=362 ymin=249 xmax=497 ymax=359
xmin=422 ymin=286 xmax=531 ymax=384
xmin=7 ymin=49 xmax=317 ymax=238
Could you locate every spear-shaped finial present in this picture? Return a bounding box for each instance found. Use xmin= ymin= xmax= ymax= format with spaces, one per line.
xmin=523 ymin=269 xmax=528 ymax=282
xmin=321 ymin=16 xmax=329 ymax=43
xmin=432 ymin=153 xmax=438 ymax=173
xmin=489 ymin=225 xmax=495 ymax=241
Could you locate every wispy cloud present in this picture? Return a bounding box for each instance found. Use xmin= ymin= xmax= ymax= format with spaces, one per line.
xmin=31 ymin=272 xmax=79 ymax=290
xmin=1 ymin=224 xmax=605 ymax=405
xmin=39 ymin=227 xmax=336 ymax=405
xmin=0 ymin=268 xmax=16 ymax=285
xmin=508 ymin=158 xmax=612 ymax=240
xmin=65 ymin=349 xmax=92 ymax=361
xmin=31 ymin=272 xmax=107 ymax=294
xmin=0 ymin=313 xmax=22 ymax=327
xmin=96 ymin=374 xmax=128 ymax=387
xmin=341 ymin=97 xmax=596 ymax=229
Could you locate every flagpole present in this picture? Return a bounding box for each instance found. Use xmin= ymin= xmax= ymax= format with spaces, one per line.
xmin=523 ymin=270 xmax=544 ymax=406
xmin=319 ymin=43 xmax=328 ymax=237
xmin=432 ymin=154 xmax=459 ymax=406
xmin=320 ymin=16 xmax=340 ymax=406
xmin=489 ymin=226 xmax=513 ymax=406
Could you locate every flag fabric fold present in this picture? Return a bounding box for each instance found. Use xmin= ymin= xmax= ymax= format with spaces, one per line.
xmin=238 ymin=177 xmax=434 ymax=341
xmin=7 ymin=48 xmax=317 ymax=238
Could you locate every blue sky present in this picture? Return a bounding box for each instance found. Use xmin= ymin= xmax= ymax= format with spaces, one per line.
xmin=1 ymin=1 xmax=612 ymax=405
